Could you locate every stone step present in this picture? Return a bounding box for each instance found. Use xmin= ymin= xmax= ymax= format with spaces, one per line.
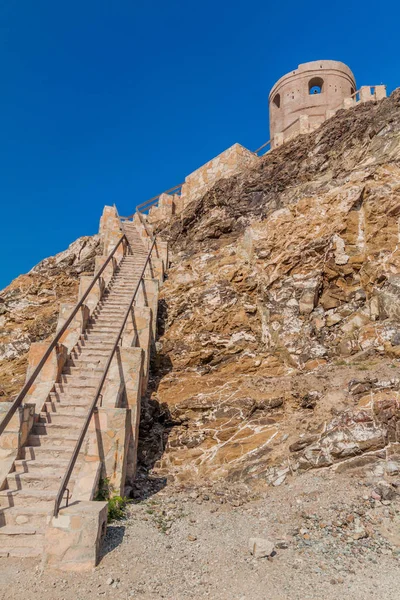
xmin=107 ymin=291 xmax=138 ymax=296
xmin=87 ymin=318 xmax=124 ymax=326
xmin=105 ymin=293 xmax=136 ymax=299
xmin=109 ymin=276 xmax=141 ymax=283
xmin=89 ymin=320 xmax=123 ymax=329
xmin=66 ymin=358 xmax=106 ymax=369
xmin=0 ymin=526 xmax=44 ymax=556
xmin=32 ymin=424 xmax=82 ymax=438
xmin=14 ymin=458 xmax=70 ymax=473
xmin=6 ymin=470 xmax=73 ymax=491
xmin=106 ymin=291 xmax=136 ymax=296
xmin=84 ymin=328 xmax=119 ymax=336
xmin=0 ymin=487 xmax=58 ymax=508
xmin=113 ymin=268 xmax=144 ymax=272
xmin=23 ymin=445 xmax=75 ymax=461
xmin=110 ymin=279 xmax=142 ymax=284
xmin=113 ymin=265 xmax=145 ymax=269
xmin=0 ymin=546 xmax=43 ymax=558
xmin=83 ymin=329 xmax=119 ymax=338
xmin=90 ymin=319 xmax=125 ymax=327
xmin=93 ymin=298 xmax=125 ymax=310
xmin=86 ymin=325 xmax=121 ymax=332
xmin=38 ymin=411 xmax=86 ymax=424
xmin=112 ymin=273 xmax=145 ymax=278
xmin=92 ymin=310 xmax=126 ymax=318
xmin=109 ymin=279 xmax=143 ymax=284
xmin=110 ymin=270 xmax=143 ymax=276
xmin=107 ymin=283 xmax=141 ymax=288
xmin=96 ymin=306 xmax=129 ymax=312
xmin=106 ymin=287 xmax=138 ymax=292
xmin=85 ymin=330 xmax=121 ymax=338
xmin=100 ymin=288 xmax=134 ymax=298
xmin=59 ymin=374 xmax=101 ymax=386
xmin=45 ymin=401 xmax=88 ymax=415
xmin=0 ymin=505 xmax=50 ymax=528
xmin=98 ymin=305 xmax=130 ymax=312
xmin=27 ymin=434 xmax=79 ymax=448
xmin=77 ymin=340 xmax=115 ymax=349
xmin=73 ymin=347 xmax=113 ymax=357
xmin=49 ymin=389 xmax=92 ymax=401
xmin=62 ymin=366 xmax=104 ymax=377
xmin=80 ymin=340 xmax=118 ymax=354
xmin=70 ymin=350 xmax=110 ymax=360
xmin=37 ymin=410 xmax=86 ymax=426
xmin=79 ymin=340 xmax=117 ymax=349
xmin=106 ymin=276 xmax=137 ymax=282
xmin=103 ymin=293 xmax=134 ymax=300
xmin=55 ymin=373 xmax=100 ymax=385
xmin=109 ymin=277 xmax=142 ymax=282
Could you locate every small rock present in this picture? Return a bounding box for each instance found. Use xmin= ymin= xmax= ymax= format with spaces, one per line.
xmin=106 ymin=578 xmax=114 ymax=586
xmin=248 ymin=537 xmax=275 ymax=559
xmin=272 ymin=474 xmax=287 ymax=487
xmin=385 ymin=461 xmax=400 ymax=476
xmin=376 ymin=480 xmax=397 ymax=501
xmin=188 ymin=534 xmax=197 ymax=541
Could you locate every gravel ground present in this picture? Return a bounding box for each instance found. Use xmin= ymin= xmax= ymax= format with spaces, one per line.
xmin=1 ymin=470 xmax=400 ymax=600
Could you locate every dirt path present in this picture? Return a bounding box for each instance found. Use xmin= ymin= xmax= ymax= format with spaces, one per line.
xmin=1 ymin=470 xmax=400 ymax=600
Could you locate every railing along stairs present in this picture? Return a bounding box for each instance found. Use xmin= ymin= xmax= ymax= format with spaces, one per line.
xmin=53 ymin=235 xmax=155 ymax=516
xmin=0 ymin=229 xmax=157 ymax=518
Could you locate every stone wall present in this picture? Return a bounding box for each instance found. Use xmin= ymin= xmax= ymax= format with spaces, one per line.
xmin=147 ymin=143 xmax=259 ymax=224
xmin=180 ymin=143 xmax=259 ymax=205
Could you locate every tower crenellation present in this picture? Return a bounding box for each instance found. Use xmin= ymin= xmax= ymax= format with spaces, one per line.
xmin=268 ymin=60 xmax=386 ymax=148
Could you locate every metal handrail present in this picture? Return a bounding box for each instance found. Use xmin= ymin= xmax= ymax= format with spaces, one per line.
xmin=0 ymin=235 xmax=129 ymax=438
xmin=53 ymin=237 xmax=156 ymax=517
xmin=120 ymin=183 xmax=184 ymax=221
xmin=253 ymin=139 xmax=271 ymax=155
xmin=136 ymin=183 xmax=183 ymax=212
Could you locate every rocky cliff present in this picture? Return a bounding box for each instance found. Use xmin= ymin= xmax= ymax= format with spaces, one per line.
xmin=0 ymin=236 xmax=101 ymax=399
xmin=2 ymin=91 xmax=400 ymax=494
xmin=138 ymin=90 xmax=400 ymax=489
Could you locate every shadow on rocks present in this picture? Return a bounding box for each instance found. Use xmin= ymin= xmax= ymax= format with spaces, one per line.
xmin=130 ymin=299 xmax=176 ymax=502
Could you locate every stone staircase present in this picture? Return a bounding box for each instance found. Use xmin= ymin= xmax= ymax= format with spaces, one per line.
xmin=0 ymin=222 xmax=152 ymax=559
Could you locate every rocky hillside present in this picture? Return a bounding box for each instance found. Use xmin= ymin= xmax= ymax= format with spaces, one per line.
xmin=2 ymin=91 xmax=400 ymax=496
xmin=138 ymin=90 xmax=400 ymax=490
xmin=0 ymin=236 xmax=101 ymax=399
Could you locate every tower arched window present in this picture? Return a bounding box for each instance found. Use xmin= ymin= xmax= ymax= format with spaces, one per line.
xmin=273 ymin=93 xmax=281 ymax=108
xmin=308 ymin=77 xmax=324 ymax=95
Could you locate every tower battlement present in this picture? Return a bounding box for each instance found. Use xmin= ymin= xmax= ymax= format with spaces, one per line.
xmin=269 ymin=60 xmax=385 ymax=148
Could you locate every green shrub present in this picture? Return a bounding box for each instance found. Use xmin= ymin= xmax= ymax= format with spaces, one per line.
xmin=107 ymin=495 xmax=128 ymax=521
xmin=95 ymin=477 xmax=128 ymax=522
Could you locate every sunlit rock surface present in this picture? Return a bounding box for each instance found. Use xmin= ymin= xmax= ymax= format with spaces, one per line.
xmin=0 ymin=236 xmax=101 ymax=398
xmin=139 ymin=90 xmax=400 ymax=486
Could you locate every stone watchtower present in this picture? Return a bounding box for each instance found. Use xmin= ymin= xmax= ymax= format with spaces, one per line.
xmin=269 ymin=60 xmax=357 ymax=148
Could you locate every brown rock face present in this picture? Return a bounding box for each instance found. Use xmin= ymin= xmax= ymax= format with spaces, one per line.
xmin=3 ymin=91 xmax=400 ymax=492
xmin=0 ymin=236 xmax=101 ymax=398
xmin=139 ymin=90 xmax=400 ymax=487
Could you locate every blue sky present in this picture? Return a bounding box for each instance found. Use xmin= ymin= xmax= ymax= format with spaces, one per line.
xmin=0 ymin=0 xmax=398 ymax=289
